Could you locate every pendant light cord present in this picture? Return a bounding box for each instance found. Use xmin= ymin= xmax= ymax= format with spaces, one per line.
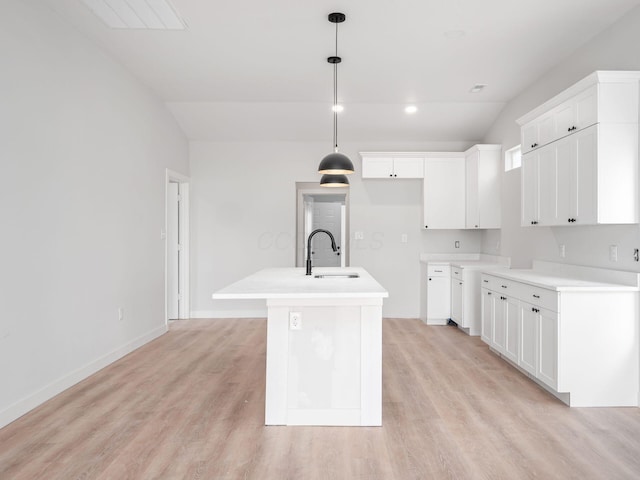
xmin=333 ymin=20 xmax=338 ymax=152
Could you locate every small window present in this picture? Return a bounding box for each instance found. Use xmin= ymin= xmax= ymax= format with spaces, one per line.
xmin=505 ymin=145 xmax=522 ymax=171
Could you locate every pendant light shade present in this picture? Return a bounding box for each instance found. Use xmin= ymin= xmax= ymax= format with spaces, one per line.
xmin=320 ymin=174 xmax=350 ymax=187
xmin=319 ymin=12 xmax=354 ymax=185
xmin=318 ymin=152 xmax=354 ymax=175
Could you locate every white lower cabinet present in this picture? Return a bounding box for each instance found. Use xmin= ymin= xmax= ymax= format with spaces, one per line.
xmin=480 ymin=263 xmax=640 ymax=407
xmin=537 ymin=307 xmax=559 ymax=390
xmin=481 ymin=288 xmax=493 ymax=344
xmin=518 ymin=302 xmax=538 ymax=376
xmin=426 ymin=264 xmax=451 ymax=324
xmin=450 ymin=277 xmax=463 ymax=325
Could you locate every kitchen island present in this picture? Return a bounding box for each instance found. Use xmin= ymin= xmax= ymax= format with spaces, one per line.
xmin=212 ymin=267 xmax=388 ymax=426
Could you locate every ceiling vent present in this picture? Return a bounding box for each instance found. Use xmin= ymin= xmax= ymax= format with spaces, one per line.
xmin=469 ymin=84 xmax=487 ymax=93
xmin=80 ymin=0 xmax=186 ymax=30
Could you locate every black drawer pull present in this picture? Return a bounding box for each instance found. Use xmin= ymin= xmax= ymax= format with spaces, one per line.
xmin=501 ymin=285 xmax=507 ymax=289
xmin=533 ymin=294 xmax=540 ymax=299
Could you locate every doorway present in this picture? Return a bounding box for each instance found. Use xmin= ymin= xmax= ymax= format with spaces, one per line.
xmin=296 ymin=182 xmax=349 ymax=268
xmin=166 ymin=169 xmax=190 ymax=322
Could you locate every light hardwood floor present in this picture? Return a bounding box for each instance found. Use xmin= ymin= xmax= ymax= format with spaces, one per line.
xmin=1 ymin=318 xmax=640 ymax=479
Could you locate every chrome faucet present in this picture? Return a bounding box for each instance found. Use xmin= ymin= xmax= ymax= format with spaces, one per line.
xmin=306 ymin=229 xmax=338 ymax=275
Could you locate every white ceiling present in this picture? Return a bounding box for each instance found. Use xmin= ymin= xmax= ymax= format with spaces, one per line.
xmin=41 ymin=0 xmax=640 ymax=143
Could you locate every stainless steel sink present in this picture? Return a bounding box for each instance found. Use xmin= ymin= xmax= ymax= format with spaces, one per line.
xmin=314 ymin=273 xmax=360 ymax=279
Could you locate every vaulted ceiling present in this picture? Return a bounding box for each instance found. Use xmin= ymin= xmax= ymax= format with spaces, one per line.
xmin=41 ymin=0 xmax=640 ymax=143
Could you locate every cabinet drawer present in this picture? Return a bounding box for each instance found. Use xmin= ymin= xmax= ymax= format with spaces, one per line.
xmin=494 ymin=278 xmax=516 ymax=294
xmin=524 ymin=285 xmax=558 ymax=312
xmin=451 ymin=267 xmax=464 ymax=281
xmin=427 ymin=264 xmax=450 ymax=277
xmin=481 ymin=274 xmax=496 ymax=290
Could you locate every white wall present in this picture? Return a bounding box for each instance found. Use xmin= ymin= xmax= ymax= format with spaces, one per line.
xmin=190 ymin=140 xmax=482 ymax=319
xmin=481 ymin=5 xmax=640 ymax=271
xmin=0 ymin=0 xmax=189 ymax=428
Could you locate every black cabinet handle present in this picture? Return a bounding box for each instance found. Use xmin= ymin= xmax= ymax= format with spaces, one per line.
xmin=428 ymin=278 xmax=432 ymax=281
xmin=389 ymin=174 xmax=393 ymax=177
xmin=487 ymin=292 xmax=492 ymax=295
xmin=533 ymin=294 xmax=540 ymax=299
xmin=425 ymin=225 xmax=428 ymax=228
xmin=531 ymin=143 xmax=538 ymax=148
xmin=394 ymin=174 xmax=397 ymax=177
xmin=501 ymin=285 xmax=507 ymax=289
xmin=483 ymin=279 xmax=489 ymax=283
xmin=531 ymin=307 xmax=540 ymax=313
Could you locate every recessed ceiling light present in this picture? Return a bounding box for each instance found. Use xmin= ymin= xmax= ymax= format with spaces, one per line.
xmin=332 ymin=104 xmax=344 ymax=113
xmin=80 ymin=0 xmax=187 ymax=30
xmin=405 ymin=105 xmax=418 ymax=114
xmin=470 ymin=84 xmax=487 ymax=93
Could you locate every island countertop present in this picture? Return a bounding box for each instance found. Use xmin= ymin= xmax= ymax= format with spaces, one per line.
xmin=212 ymin=267 xmax=389 ymax=300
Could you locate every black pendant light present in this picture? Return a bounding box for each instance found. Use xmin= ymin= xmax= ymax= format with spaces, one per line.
xmin=319 ymin=12 xmax=354 ymax=186
xmin=320 ymin=173 xmax=349 ymax=187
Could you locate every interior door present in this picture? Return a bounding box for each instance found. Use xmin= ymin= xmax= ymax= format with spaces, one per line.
xmin=310 ymin=200 xmax=341 ymax=267
xmin=167 ymin=182 xmax=180 ymax=320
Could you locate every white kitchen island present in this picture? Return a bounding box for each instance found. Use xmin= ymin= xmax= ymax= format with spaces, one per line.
xmin=212 ymin=267 xmax=388 ymax=426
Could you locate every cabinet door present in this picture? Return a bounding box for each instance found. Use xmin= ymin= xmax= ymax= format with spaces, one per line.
xmin=423 ymin=157 xmax=466 ymax=229
xmin=537 ymin=144 xmax=559 ymax=225
xmin=492 ymin=296 xmax=507 ymax=354
xmin=481 ymin=288 xmax=494 ymax=345
xmin=556 ymin=125 xmax=598 ymax=225
xmin=521 ymin=152 xmax=539 ymax=226
xmin=538 ymin=308 xmax=558 ymax=390
xmin=554 ymin=86 xmax=597 ymax=139
xmin=522 ymin=122 xmax=539 ymax=154
xmin=519 ymin=302 xmax=538 ymax=375
xmin=477 ymin=148 xmax=502 ymax=229
xmin=393 ymin=157 xmax=424 ymax=178
xmin=465 ymin=151 xmax=480 ymax=228
xmin=450 ymin=278 xmax=463 ymax=324
xmin=504 ymin=296 xmax=520 ymax=364
xmin=427 ymin=276 xmax=450 ymax=321
xmin=573 ymin=125 xmax=597 ymax=225
xmin=574 ymin=85 xmax=598 ymax=131
xmin=361 ymin=157 xmax=394 ymax=178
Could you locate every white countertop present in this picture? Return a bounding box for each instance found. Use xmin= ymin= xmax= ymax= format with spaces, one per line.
xmin=212 ymin=267 xmax=389 ymax=300
xmin=421 ymin=253 xmax=510 ymax=269
xmin=484 ymin=267 xmax=640 ymax=292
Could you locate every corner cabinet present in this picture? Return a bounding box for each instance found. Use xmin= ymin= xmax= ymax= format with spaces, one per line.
xmin=360 ymin=153 xmax=424 ymax=178
xmin=518 ymin=71 xmax=640 ymax=226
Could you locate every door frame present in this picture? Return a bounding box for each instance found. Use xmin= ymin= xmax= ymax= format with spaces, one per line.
xmin=165 ymin=169 xmax=190 ymax=322
xmin=295 ymin=182 xmax=350 ymax=268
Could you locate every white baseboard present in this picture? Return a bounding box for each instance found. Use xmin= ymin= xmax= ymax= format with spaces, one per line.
xmin=190 ymin=309 xmax=267 ymax=319
xmin=0 ymin=324 xmax=167 ymax=430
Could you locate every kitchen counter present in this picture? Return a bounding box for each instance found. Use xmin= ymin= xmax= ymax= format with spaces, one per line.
xmin=480 ymin=267 xmax=640 ymax=292
xmin=212 ymin=267 xmax=387 ymax=427
xmin=212 ymin=267 xmax=388 ymax=300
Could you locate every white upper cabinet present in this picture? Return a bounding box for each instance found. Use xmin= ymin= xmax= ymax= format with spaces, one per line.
xmin=360 ymin=153 xmax=424 ymax=178
xmin=423 ymin=155 xmax=465 ymax=229
xmin=518 ymin=71 xmax=640 ymax=226
xmin=465 ymin=145 xmax=501 ymax=229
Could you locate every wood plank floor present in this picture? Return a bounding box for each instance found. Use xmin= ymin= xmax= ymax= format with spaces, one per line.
xmin=1 ymin=318 xmax=640 ymax=479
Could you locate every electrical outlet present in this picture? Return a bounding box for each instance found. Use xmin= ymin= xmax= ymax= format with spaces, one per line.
xmin=559 ymin=244 xmax=565 ymax=258
xmin=355 ymin=231 xmax=364 ymax=240
xmin=401 ymin=234 xmax=408 ymax=243
xmin=455 ymin=240 xmax=460 ymax=248
xmin=609 ymin=245 xmax=618 ymax=262
xmin=289 ymin=312 xmax=302 ymax=330
xmin=118 ymin=307 xmax=124 ymax=321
